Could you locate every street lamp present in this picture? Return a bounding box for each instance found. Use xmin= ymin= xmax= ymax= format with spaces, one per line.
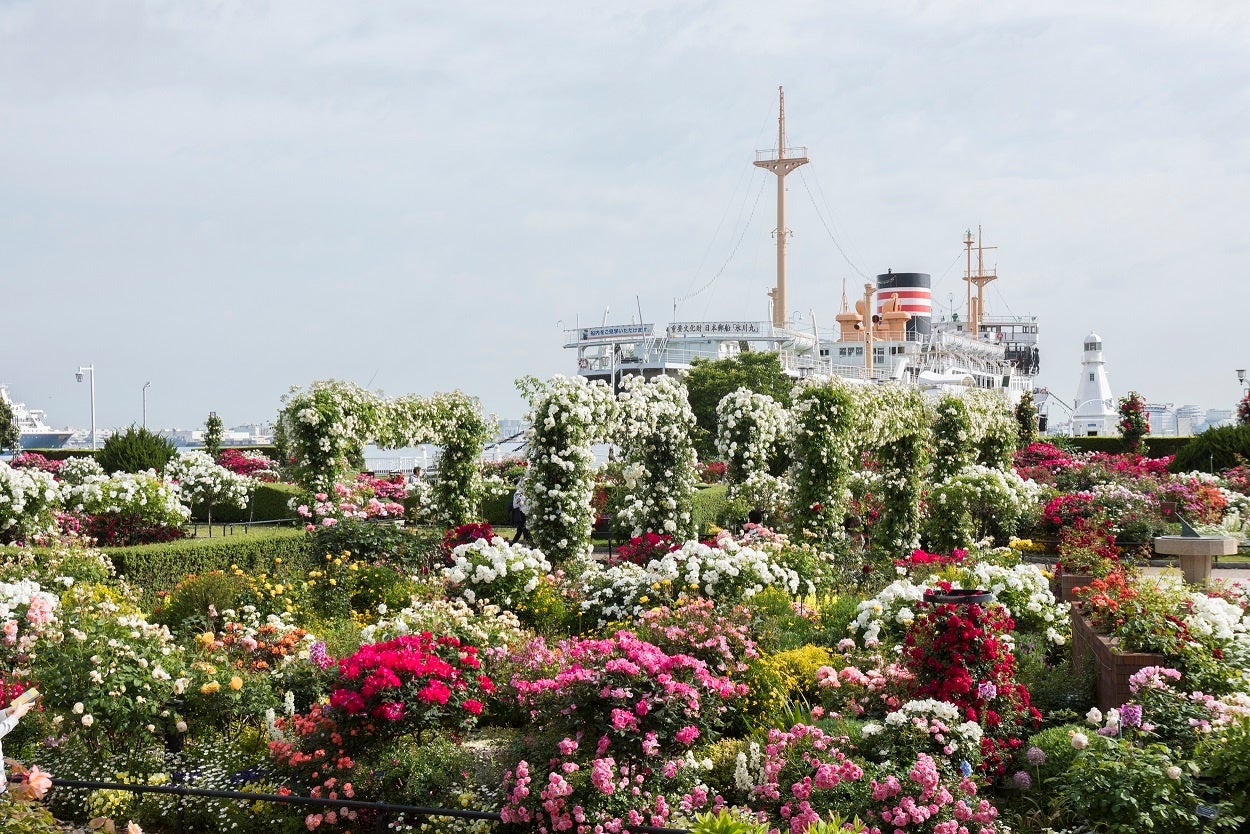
xmin=142 ymin=381 xmax=151 ymax=429
xmin=75 ymin=365 xmax=96 ymax=450
xmin=1238 ymin=369 xmax=1246 ymax=388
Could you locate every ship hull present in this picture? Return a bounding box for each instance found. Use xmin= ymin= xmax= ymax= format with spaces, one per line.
xmin=20 ymin=431 xmax=74 ymax=450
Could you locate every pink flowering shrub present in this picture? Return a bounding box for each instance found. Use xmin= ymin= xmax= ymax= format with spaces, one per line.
xmin=296 ymin=476 xmax=407 ymax=531
xmin=8 ymin=452 xmax=63 ymax=475
xmin=816 ymin=653 xmax=914 ymax=719
xmin=733 ymin=724 xmax=998 ymax=834
xmin=216 ymin=448 xmax=280 ymax=480
xmin=633 ymin=597 xmax=760 ymax=676
xmin=501 ymin=631 xmax=743 ymax=832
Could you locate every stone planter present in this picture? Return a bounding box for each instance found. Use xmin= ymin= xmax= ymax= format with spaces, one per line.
xmin=1071 ymin=611 xmax=1166 ymax=711
xmin=1055 ymin=573 xmax=1097 ymax=603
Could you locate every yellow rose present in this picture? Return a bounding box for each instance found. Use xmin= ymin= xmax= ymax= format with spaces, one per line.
xmin=200 ymin=681 xmax=220 ymax=695
xmin=229 ymin=676 xmax=243 ymax=691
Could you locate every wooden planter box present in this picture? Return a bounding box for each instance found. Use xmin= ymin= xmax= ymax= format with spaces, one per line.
xmin=1055 ymin=573 xmax=1096 ymax=603
xmin=1071 ymin=611 xmax=1166 ymax=711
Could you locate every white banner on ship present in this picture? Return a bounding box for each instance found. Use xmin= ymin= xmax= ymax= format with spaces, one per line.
xmin=666 ymin=321 xmax=765 ymax=337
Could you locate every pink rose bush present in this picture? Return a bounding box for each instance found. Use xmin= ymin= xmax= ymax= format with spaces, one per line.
xmin=501 ymin=630 xmax=743 ymax=832
xmin=295 ymin=474 xmax=408 ymax=531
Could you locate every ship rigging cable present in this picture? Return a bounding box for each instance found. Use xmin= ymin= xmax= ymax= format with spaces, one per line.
xmin=673 ymin=171 xmax=768 ymax=307
xmin=798 ymin=166 xmax=871 ymax=281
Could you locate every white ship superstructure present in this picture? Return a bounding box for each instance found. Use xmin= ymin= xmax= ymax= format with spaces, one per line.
xmin=565 ymin=91 xmax=1039 ymax=401
xmin=1 ymin=385 xmax=73 ymax=449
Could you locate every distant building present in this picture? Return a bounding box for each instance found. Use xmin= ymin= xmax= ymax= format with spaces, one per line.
xmin=1143 ymin=403 xmax=1178 ymax=437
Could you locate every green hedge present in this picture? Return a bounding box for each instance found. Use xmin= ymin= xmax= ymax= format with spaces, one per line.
xmin=481 ymin=491 xmax=513 ymax=525
xmin=1061 ymin=436 xmax=1192 ymax=457
xmin=692 ymin=483 xmax=729 ymax=536
xmin=190 ymin=482 xmax=302 ymax=523
xmin=104 ymin=528 xmax=313 ymax=606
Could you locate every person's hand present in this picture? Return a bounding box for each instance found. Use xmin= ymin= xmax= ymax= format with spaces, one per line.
xmin=9 ymin=700 xmax=33 ymax=720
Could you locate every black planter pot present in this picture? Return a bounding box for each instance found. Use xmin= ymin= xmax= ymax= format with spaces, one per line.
xmin=923 ymin=588 xmax=993 ymax=605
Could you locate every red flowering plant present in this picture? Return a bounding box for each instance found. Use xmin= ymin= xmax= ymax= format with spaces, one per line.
xmin=902 ymin=595 xmax=1041 ymax=776
xmin=438 ymin=521 xmax=495 ymax=559
xmin=1040 ymin=492 xmax=1098 ymax=538
xmin=1238 ymin=389 xmax=1250 ymax=425
xmin=500 ymin=631 xmax=743 ymax=832
xmin=1012 ymin=441 xmax=1078 ymax=485
xmin=1223 ymin=464 xmax=1250 ymax=496
xmin=1073 ymin=573 xmax=1197 ymax=658
xmin=611 ymin=531 xmax=679 ymax=565
xmin=268 ymin=701 xmax=372 ymax=830
xmin=1055 ymin=515 xmax=1121 ymax=577
xmin=696 ymin=460 xmax=728 ymax=484
xmin=216 ymin=448 xmax=280 ymax=481
xmin=1151 ymin=475 xmax=1228 ymax=525
xmin=893 ymin=547 xmax=968 ymax=579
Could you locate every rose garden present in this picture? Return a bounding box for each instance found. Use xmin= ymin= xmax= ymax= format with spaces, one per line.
xmin=2 ymin=373 xmax=1250 ymax=834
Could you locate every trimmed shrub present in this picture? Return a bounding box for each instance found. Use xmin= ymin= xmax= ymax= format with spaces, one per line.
xmin=1063 ymin=435 xmax=1190 ymax=457
xmin=97 ymin=425 xmax=177 ymax=474
xmin=692 ymin=483 xmax=730 ymax=535
xmin=1170 ymin=424 xmax=1250 ymax=473
xmin=104 ymin=528 xmax=313 ymax=606
xmin=197 ymin=482 xmax=303 ymax=523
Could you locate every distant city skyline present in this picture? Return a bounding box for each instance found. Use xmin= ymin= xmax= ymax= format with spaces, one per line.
xmin=4 ymin=2 xmax=1249 ymax=430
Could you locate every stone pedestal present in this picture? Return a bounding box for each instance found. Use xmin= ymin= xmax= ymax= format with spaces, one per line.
xmin=1153 ymin=536 xmax=1237 ymax=585
xmin=1072 ymin=611 xmax=1166 ymax=711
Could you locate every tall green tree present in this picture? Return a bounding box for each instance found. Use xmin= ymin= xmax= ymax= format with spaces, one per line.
xmin=683 ymin=352 xmax=793 ymax=460
xmin=0 ymin=396 xmax=19 ymax=453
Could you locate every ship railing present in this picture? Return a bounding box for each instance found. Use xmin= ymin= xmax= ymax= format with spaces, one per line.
xmin=755 ymin=146 xmax=808 ymax=161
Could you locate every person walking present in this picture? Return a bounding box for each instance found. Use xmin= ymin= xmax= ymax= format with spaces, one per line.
xmin=510 ymin=485 xmax=529 ymax=544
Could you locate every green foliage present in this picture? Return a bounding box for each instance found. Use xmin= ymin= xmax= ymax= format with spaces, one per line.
xmin=931 ymin=395 xmax=974 ymax=481
xmin=97 ymin=425 xmax=178 ymax=474
xmin=0 ymin=796 xmax=69 ymax=834
xmin=104 ymin=528 xmax=314 ymax=607
xmin=203 ymin=412 xmax=224 ymax=457
xmin=788 ymin=381 xmax=856 ymax=544
xmin=151 ymin=569 xmax=252 ymax=632
xmin=203 ymin=481 xmax=302 ymax=523
xmin=1058 ymin=735 xmax=1211 ymax=834
xmin=688 ymin=808 xmax=771 ymax=834
xmin=684 ymin=352 xmax=794 ymax=460
xmin=375 ymin=733 xmax=475 ymax=805
xmin=1197 ymin=716 xmax=1250 ymax=819
xmin=768 ymin=645 xmax=836 ymax=700
xmin=1171 ymin=423 xmax=1250 ymax=473
xmin=310 ymin=518 xmax=438 ymax=574
xmin=1015 ymin=389 xmax=1040 ymax=448
xmin=0 ymin=395 xmax=19 ymax=453
xmin=692 ymin=483 xmax=730 ymax=535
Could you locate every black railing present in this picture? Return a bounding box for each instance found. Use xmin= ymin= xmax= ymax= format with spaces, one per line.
xmin=48 ymin=778 xmax=690 ymax=834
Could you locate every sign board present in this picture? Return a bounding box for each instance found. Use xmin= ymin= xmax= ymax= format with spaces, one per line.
xmin=578 ymin=324 xmax=653 ymax=342
xmin=666 ymin=321 xmax=765 ymax=337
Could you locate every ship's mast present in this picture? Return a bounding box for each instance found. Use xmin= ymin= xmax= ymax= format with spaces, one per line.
xmin=962 ymin=225 xmax=997 ymax=338
xmin=754 ymin=87 xmax=809 ymax=329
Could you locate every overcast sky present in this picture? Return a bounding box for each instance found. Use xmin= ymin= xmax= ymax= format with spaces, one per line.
xmin=3 ymin=0 xmax=1248 ymax=433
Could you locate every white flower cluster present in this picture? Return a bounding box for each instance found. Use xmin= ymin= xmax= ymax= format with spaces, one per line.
xmin=848 ymin=578 xmax=927 ymax=646
xmin=360 ymin=596 xmax=526 ymax=652
xmin=166 ymin=451 xmax=252 ymax=511
xmin=1184 ymin=592 xmax=1247 ymax=644
xmin=443 ymin=536 xmax=554 ymax=607
xmin=926 ymin=465 xmax=1043 ymax=549
xmin=521 ymin=375 xmax=617 ymax=563
xmin=577 ymin=537 xmax=803 ymax=625
xmin=715 ymin=387 xmax=787 ymax=489
xmin=61 ymin=469 xmax=191 ymax=527
xmin=616 ymin=375 xmax=699 ymax=540
xmin=0 ymin=461 xmax=60 ymax=540
xmin=57 ymin=456 xmax=105 ymax=486
xmin=964 ymin=560 xmax=1070 ymax=645
xmin=862 ymin=698 xmax=983 ymax=753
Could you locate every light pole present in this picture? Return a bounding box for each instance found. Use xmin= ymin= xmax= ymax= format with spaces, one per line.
xmin=1238 ymin=369 xmax=1246 ymax=389
xmin=75 ymin=365 xmax=96 ymax=450
xmin=142 ymin=381 xmax=151 ymax=429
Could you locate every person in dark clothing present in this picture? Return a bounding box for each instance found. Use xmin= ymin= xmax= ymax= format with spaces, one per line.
xmin=510 ymin=487 xmax=529 ymax=544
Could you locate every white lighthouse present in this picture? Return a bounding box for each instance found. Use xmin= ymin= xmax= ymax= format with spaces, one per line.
xmin=1071 ymin=332 xmax=1117 ymax=436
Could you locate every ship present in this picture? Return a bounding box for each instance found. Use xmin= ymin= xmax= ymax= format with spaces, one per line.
xmin=1 ymin=385 xmax=73 ymax=449
xmin=564 ymin=89 xmax=1039 ymax=402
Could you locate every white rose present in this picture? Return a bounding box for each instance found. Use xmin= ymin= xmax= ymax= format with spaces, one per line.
xmin=82 ymin=714 xmax=95 ymax=727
